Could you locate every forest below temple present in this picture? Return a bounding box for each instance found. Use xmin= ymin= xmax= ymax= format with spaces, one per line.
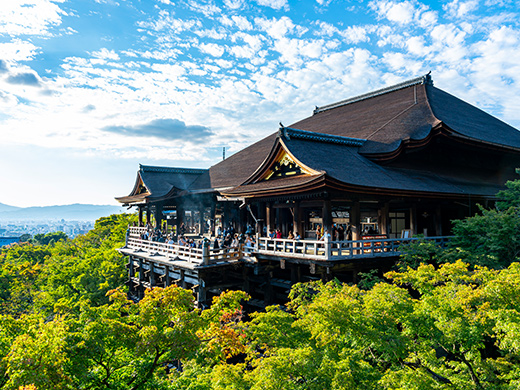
xmin=1 ymin=181 xmax=520 ymax=390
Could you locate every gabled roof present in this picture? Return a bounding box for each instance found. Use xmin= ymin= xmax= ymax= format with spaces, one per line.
xmin=116 ymin=164 xmax=208 ymax=204
xmin=220 ymin=74 xmax=520 ymax=198
xmin=224 ymin=131 xmax=505 ymax=198
xmin=290 ymin=73 xmax=520 ymax=157
xmin=119 ymin=74 xmax=520 ymax=202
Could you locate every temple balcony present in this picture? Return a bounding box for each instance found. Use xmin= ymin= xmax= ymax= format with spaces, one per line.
xmin=121 ymin=227 xmax=452 ymax=266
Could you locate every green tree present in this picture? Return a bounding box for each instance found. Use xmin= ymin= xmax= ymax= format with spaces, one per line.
xmin=31 ymin=231 xmax=68 ymax=246
xmin=35 ymin=213 xmax=136 ymax=314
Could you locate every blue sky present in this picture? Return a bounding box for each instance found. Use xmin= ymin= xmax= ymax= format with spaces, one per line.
xmin=1 ymin=0 xmax=519 ymax=207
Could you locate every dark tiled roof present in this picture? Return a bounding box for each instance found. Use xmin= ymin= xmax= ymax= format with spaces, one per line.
xmin=290 ymin=76 xmax=520 ymax=155
xmin=290 ymin=81 xmax=439 ymax=155
xmin=282 ymin=137 xmax=502 ymax=196
xmin=222 ymin=174 xmax=324 ymax=196
xmin=426 ymin=86 xmax=520 ymax=149
xmin=117 ymin=165 xmax=208 ymax=202
xmin=139 ymin=165 xmax=207 ymax=198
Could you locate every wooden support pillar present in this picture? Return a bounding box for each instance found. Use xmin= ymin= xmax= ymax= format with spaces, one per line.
xmin=257 ymin=202 xmax=266 ymax=236
xmin=435 ymin=205 xmax=443 ymax=236
xmin=198 ymin=208 xmax=204 ymax=235
xmin=379 ymin=202 xmax=390 ymax=235
xmin=180 ymin=269 xmax=187 ymax=289
xmin=350 ymin=201 xmax=361 ymax=240
xmin=154 ymin=204 xmax=163 ymax=229
xmin=145 ymin=206 xmax=151 ymax=226
xmin=128 ymin=257 xmax=136 ymax=295
xmin=202 ymin=239 xmax=209 ymax=265
xmin=265 ymin=272 xmax=274 ymax=305
xmin=222 ymin=202 xmax=230 ymax=231
xmin=175 ymin=205 xmax=184 ymax=237
xmin=293 ymin=201 xmax=302 ymax=236
xmin=242 ymin=267 xmax=250 ymax=293
xmin=290 ymin=264 xmax=298 ymax=283
xmin=266 ymin=203 xmax=274 ymax=235
xmin=198 ymin=279 xmax=207 ymax=308
xmin=138 ymin=258 xmax=145 ymax=299
xmin=410 ymin=204 xmax=417 ymax=235
xmin=210 ymin=203 xmax=216 ymax=236
xmin=149 ymin=262 xmax=157 ymax=288
xmin=239 ymin=206 xmax=247 ymax=234
xmin=138 ymin=207 xmax=144 ymax=227
xmin=165 ymin=266 xmax=171 ymax=287
xmin=322 ymin=199 xmax=332 ymax=236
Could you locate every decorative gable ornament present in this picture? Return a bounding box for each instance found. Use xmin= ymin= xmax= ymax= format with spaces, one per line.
xmin=263 ymin=151 xmax=303 ymax=181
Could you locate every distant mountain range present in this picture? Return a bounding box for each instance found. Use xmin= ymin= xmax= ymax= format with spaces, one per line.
xmin=0 ymin=203 xmax=127 ymax=221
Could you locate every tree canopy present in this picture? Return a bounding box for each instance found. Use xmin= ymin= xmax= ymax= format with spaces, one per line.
xmin=1 ymin=179 xmax=520 ymax=389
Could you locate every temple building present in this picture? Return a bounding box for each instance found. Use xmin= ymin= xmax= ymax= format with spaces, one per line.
xmin=117 ymin=74 xmax=520 ymax=307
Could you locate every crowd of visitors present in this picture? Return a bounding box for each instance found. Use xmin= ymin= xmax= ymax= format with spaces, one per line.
xmin=137 ymin=223 xmax=257 ymax=251
xmin=135 ymin=221 xmax=362 ymax=250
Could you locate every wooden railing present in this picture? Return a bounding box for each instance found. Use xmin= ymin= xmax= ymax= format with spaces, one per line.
xmin=129 ymin=226 xmax=148 ymax=237
xmin=125 ymin=227 xmax=452 ymax=264
xmin=255 ymin=235 xmax=453 ymax=260
xmin=125 ymin=236 xmax=241 ymax=266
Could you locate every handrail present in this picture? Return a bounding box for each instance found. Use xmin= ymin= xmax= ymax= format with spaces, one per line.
xmin=256 ymin=236 xmax=453 ymax=260
xmin=125 ymin=237 xmax=241 ymax=265
xmin=125 ymin=235 xmax=453 ymax=264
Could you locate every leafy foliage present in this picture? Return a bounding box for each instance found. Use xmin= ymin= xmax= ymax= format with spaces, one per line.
xmin=1 ymin=179 xmax=520 ymax=388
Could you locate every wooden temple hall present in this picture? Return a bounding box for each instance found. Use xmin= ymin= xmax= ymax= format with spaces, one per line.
xmin=117 ymin=74 xmax=520 ymax=307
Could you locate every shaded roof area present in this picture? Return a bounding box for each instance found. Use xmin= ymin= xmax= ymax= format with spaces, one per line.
xmin=223 ymin=174 xmax=324 ymax=196
xmin=284 ymin=137 xmax=502 ymax=197
xmin=116 ymin=165 xmax=207 ymax=204
xmin=225 ymin=135 xmax=504 ymax=198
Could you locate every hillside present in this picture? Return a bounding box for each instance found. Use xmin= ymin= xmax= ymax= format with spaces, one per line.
xmin=0 ymin=203 xmax=21 ymax=213
xmin=0 ymin=203 xmax=126 ymax=221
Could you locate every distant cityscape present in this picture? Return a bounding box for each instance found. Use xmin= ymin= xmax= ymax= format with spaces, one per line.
xmin=0 ymin=219 xmax=95 ymax=240
xmin=0 ymin=203 xmax=127 ymax=246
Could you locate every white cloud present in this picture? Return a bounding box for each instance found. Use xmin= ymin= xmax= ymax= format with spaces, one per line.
xmin=0 ymin=40 xmax=39 ymax=62
xmin=194 ymin=28 xmax=228 ymax=39
xmin=443 ymin=0 xmax=479 ymax=19
xmin=0 ymin=0 xmax=65 ymax=36
xmin=370 ymin=0 xmax=437 ymax=28
xmin=255 ymin=16 xmax=296 ymax=39
xmin=255 ymin=0 xmax=288 ymax=10
xmin=339 ymin=26 xmax=372 ymax=44
xmin=232 ymin=15 xmax=253 ymax=30
xmin=199 ymin=43 xmax=226 ymax=57
xmin=138 ymin=10 xmax=202 ymax=33
xmin=371 ymin=0 xmax=416 ymax=24
xmin=315 ymin=21 xmax=338 ymax=37
xmin=186 ymin=0 xmax=221 ymax=16
xmin=91 ymin=48 xmax=120 ymax=61
xmin=224 ymin=0 xmax=245 ymax=9
xmin=405 ymin=36 xmax=430 ymax=56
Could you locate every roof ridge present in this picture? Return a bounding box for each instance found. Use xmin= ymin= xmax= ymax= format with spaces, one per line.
xmin=279 ymin=126 xmax=366 ymax=146
xmin=313 ymin=73 xmax=433 ymax=115
xmin=139 ymin=164 xmax=208 ymax=174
